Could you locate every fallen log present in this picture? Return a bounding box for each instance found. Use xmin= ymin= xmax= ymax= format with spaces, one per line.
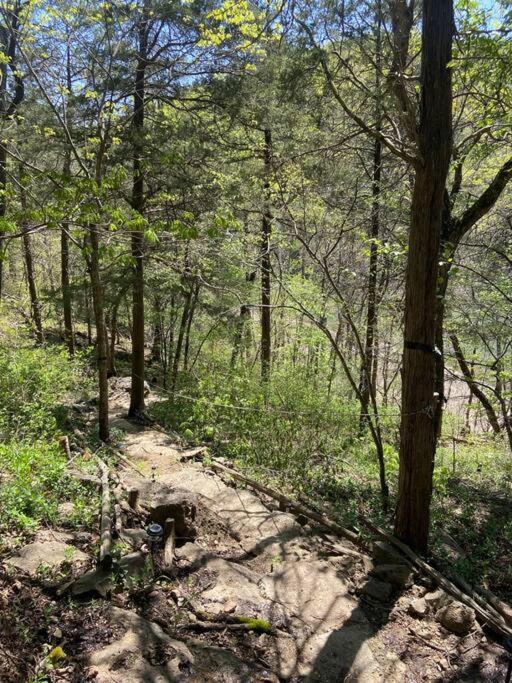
xmin=96 ymin=456 xmax=113 ymax=570
xmin=475 ymin=586 xmax=512 ymax=628
xmin=359 ymin=517 xmax=512 ymax=638
xmin=203 ymin=459 xmax=511 ymax=638
xmin=204 ymin=460 xmax=362 ymax=548
xmin=179 ymin=446 xmax=209 ymax=462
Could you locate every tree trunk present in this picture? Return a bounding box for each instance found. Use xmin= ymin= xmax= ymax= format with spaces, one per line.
xmin=395 ymin=0 xmax=453 ymax=553
xmin=260 ymin=128 xmax=272 ymax=383
xmin=128 ymin=6 xmax=149 ymax=418
xmin=88 ymin=226 xmax=109 ymax=442
xmin=183 ymin=281 xmax=199 ymax=371
xmin=171 ymin=286 xmax=192 ymax=392
xmin=450 ymin=333 xmax=501 ymax=435
xmin=359 ymin=1 xmax=382 ymax=430
xmin=61 ymin=40 xmax=74 ymax=355
xmin=22 ymin=227 xmax=43 ymax=344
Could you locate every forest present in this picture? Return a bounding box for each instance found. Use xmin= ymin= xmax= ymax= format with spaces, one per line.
xmin=0 ymin=0 xmax=511 ymax=680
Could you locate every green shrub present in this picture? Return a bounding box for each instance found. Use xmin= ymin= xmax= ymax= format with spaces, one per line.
xmin=0 ymin=345 xmax=86 ymax=439
xmin=0 ymin=441 xmax=90 ymax=533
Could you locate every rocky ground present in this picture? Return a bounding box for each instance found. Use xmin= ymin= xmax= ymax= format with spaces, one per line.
xmin=0 ymin=382 xmax=510 ymax=682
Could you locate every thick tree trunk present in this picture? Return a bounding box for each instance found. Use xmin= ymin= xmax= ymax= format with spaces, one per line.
xmin=260 ymin=128 xmax=272 ymax=383
xmin=129 ymin=7 xmax=149 ymax=417
xmin=395 ymin=0 xmax=453 ymax=553
xmin=88 ymin=226 xmax=109 ymax=442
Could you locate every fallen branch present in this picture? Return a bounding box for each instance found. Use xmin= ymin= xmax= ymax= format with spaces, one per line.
xmin=204 ymin=460 xmax=362 ymax=548
xmin=475 ymin=586 xmax=512 ymax=628
xmin=96 ymin=456 xmax=113 ymax=570
xmin=177 ymin=621 xmax=271 ymax=633
xmin=359 ymin=517 xmax=512 ymax=638
xmin=163 ymin=518 xmax=175 ymax=568
xmin=179 ymin=446 xmax=209 ymax=462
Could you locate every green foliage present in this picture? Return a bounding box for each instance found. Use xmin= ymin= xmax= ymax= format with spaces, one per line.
xmin=0 ymin=345 xmax=86 ymax=440
xmin=0 ymin=441 xmax=90 ymax=533
xmin=0 ymin=340 xmax=93 ymax=536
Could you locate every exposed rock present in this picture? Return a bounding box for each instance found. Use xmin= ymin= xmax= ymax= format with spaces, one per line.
xmin=410 ymin=584 xmax=427 ymax=598
xmin=57 ymin=501 xmax=76 ymax=523
xmin=4 ymin=539 xmax=88 ymax=577
xmin=119 ymin=527 xmax=148 ymax=549
xmin=118 ymin=551 xmax=148 ymax=579
xmin=408 ymin=597 xmax=428 ymax=618
xmin=372 ymin=541 xmax=410 ymax=567
xmin=371 ymin=564 xmax=413 ymax=588
xmin=410 ymin=623 xmax=435 ymax=640
xmin=424 ymin=588 xmax=451 ymax=611
xmin=361 ymin=578 xmax=393 ymax=601
xmin=68 ymin=567 xmax=112 ymax=597
xmin=87 ymin=607 xmax=192 ymax=682
xmin=436 ymin=601 xmax=475 ymax=634
xmin=146 ymin=486 xmax=198 ymax=540
xmin=262 ymin=559 xmax=365 ymax=630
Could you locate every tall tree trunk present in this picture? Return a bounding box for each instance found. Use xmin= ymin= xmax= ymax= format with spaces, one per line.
xmin=260 ymin=128 xmax=272 ymax=383
xmin=22 ymin=227 xmax=43 ymax=343
xmin=231 ymin=304 xmax=251 ymax=370
xmin=171 ymin=287 xmax=192 ymax=392
xmin=395 ymin=0 xmax=453 ymax=553
xmin=0 ymin=4 xmax=23 ymax=305
xmin=450 ymin=333 xmax=501 ymax=434
xmin=359 ymin=0 xmax=382 ymax=430
xmin=183 ymin=281 xmax=199 ymax=371
xmin=88 ymin=226 xmax=109 ymax=441
xmin=129 ymin=6 xmax=149 ymax=417
xmin=61 ymin=41 xmax=74 ymax=355
xmin=108 ymin=284 xmax=128 ymax=377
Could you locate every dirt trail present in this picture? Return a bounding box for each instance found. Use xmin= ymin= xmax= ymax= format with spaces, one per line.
xmin=80 ymin=386 xmax=507 ymax=682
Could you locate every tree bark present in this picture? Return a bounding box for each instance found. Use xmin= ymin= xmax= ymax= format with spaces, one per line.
xmin=61 ymin=40 xmax=74 ymax=355
xmin=260 ymin=128 xmax=272 ymax=383
xmin=183 ymin=280 xmax=199 ymax=371
xmin=395 ymin=0 xmax=453 ymax=553
xmin=22 ymin=226 xmax=43 ymax=344
xmin=129 ymin=5 xmax=149 ymax=417
xmin=88 ymin=226 xmax=109 ymax=442
xmin=450 ymin=333 xmax=501 ymax=435
xmin=360 ymin=6 xmax=382 ymax=429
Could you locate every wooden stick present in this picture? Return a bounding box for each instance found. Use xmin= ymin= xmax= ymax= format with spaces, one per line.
xmin=128 ymin=489 xmax=140 ymax=510
xmin=475 ymin=586 xmax=512 ymax=628
xmin=163 ymin=518 xmax=175 ymax=567
xmin=359 ymin=517 xmax=512 ymax=638
xmin=96 ymin=456 xmax=113 ymax=570
xmin=179 ymin=446 xmax=209 ymax=461
xmin=204 ymin=460 xmax=511 ymax=638
xmin=204 ymin=460 xmax=361 ymax=547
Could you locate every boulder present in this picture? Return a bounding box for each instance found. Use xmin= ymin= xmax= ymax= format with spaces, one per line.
xmin=424 ymin=588 xmax=451 ymax=611
xmin=361 ymin=578 xmax=393 ymax=601
xmin=371 ymin=564 xmax=413 ymax=588
xmin=372 ymin=541 xmax=410 ymax=567
xmin=5 ymin=539 xmax=88 ymax=578
xmin=146 ymin=487 xmax=198 ymax=540
xmin=436 ymin=601 xmax=475 ymax=634
xmin=408 ymin=597 xmax=428 ymax=618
